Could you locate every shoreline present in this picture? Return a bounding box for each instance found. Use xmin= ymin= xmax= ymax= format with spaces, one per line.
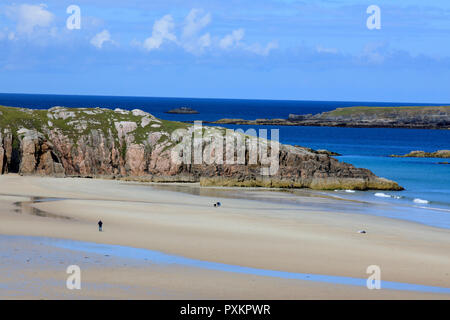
xmin=7 ymin=175 xmax=447 ymax=229
xmin=1 ymin=175 xmax=449 ymax=299
xmin=1 ymin=174 xmax=449 ymax=231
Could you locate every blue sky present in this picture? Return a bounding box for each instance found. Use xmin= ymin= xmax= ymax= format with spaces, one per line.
xmin=0 ymin=0 xmax=450 ymax=103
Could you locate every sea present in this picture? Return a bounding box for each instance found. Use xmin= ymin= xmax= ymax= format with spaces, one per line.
xmin=0 ymin=93 xmax=449 ymax=229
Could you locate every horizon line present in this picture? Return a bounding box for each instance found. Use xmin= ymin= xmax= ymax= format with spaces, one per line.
xmin=0 ymin=91 xmax=448 ymax=106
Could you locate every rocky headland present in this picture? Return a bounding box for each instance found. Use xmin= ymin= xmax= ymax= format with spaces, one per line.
xmin=0 ymin=105 xmax=402 ymax=190
xmin=390 ymin=150 xmax=450 ymax=158
xmin=210 ymin=106 xmax=450 ymax=129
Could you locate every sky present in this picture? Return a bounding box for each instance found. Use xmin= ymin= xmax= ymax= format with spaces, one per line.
xmin=0 ymin=0 xmax=450 ymax=103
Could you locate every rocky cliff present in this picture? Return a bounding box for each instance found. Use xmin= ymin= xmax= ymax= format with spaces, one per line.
xmin=0 ymin=105 xmax=402 ymax=190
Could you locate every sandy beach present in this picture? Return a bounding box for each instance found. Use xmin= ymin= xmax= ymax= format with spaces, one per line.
xmin=0 ymin=174 xmax=449 ymax=299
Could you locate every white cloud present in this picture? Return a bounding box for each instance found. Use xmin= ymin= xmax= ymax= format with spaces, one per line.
xmin=182 ymin=9 xmax=211 ymax=39
xmin=198 ymin=33 xmax=211 ymax=48
xmin=181 ymin=9 xmax=212 ymax=55
xmin=245 ymin=41 xmax=278 ymax=56
xmin=6 ymin=4 xmax=54 ymax=35
xmin=219 ymin=29 xmax=245 ymax=49
xmin=362 ymin=42 xmax=388 ymax=64
xmin=143 ymin=14 xmax=176 ymax=51
xmin=90 ymin=30 xmax=114 ymax=49
xmin=139 ymin=9 xmax=277 ymax=57
xmin=182 ymin=32 xmax=211 ymax=55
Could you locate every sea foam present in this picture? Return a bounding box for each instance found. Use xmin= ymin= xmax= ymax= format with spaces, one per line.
xmin=374 ymin=192 xmax=391 ymax=198
xmin=413 ymin=198 xmax=430 ymax=204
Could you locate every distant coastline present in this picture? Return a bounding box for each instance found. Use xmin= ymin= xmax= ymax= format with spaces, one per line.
xmin=205 ymin=106 xmax=450 ymax=129
xmin=390 ymin=150 xmax=450 ymax=158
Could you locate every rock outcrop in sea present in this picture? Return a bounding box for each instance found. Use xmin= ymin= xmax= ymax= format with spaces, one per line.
xmin=0 ymin=105 xmax=403 ymax=190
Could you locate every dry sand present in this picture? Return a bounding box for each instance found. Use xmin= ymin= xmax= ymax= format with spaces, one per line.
xmin=0 ymin=174 xmax=449 ymax=299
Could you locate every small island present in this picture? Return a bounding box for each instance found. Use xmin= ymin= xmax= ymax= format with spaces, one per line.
xmin=390 ymin=150 xmax=450 ymax=158
xmin=165 ymin=107 xmax=199 ymax=114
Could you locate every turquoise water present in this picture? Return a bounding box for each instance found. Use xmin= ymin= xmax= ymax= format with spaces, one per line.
xmin=0 ymin=93 xmax=449 ymax=228
xmin=218 ymin=124 xmax=450 ymax=228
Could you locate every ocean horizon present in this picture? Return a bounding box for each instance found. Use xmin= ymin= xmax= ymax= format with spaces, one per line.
xmin=0 ymin=92 xmax=446 ymax=122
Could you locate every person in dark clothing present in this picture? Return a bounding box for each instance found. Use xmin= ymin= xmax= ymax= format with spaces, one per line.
xmin=98 ymin=220 xmax=103 ymax=232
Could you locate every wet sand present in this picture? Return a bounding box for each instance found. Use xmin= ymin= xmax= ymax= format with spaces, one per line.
xmin=0 ymin=174 xmax=449 ymax=299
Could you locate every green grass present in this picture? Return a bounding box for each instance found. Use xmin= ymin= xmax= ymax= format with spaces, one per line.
xmin=0 ymin=105 xmax=191 ymax=151
xmin=0 ymin=106 xmax=48 ymax=131
xmin=0 ymin=106 xmax=50 ymax=145
xmin=324 ymin=106 xmax=450 ymax=117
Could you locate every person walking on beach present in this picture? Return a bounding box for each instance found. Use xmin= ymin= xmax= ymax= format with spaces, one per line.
xmin=98 ymin=220 xmax=103 ymax=232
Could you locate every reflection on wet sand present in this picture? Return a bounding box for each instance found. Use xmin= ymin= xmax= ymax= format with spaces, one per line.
xmin=12 ymin=197 xmax=72 ymax=220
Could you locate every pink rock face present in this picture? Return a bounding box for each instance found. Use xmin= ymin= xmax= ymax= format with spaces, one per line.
xmin=115 ymin=121 xmax=138 ymax=144
xmin=0 ymin=106 xmax=403 ymax=190
xmin=19 ymin=136 xmax=37 ymax=174
xmin=0 ymin=129 xmax=67 ymax=177
xmin=36 ymin=150 xmax=65 ymax=176
xmin=126 ymin=144 xmax=146 ymax=176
